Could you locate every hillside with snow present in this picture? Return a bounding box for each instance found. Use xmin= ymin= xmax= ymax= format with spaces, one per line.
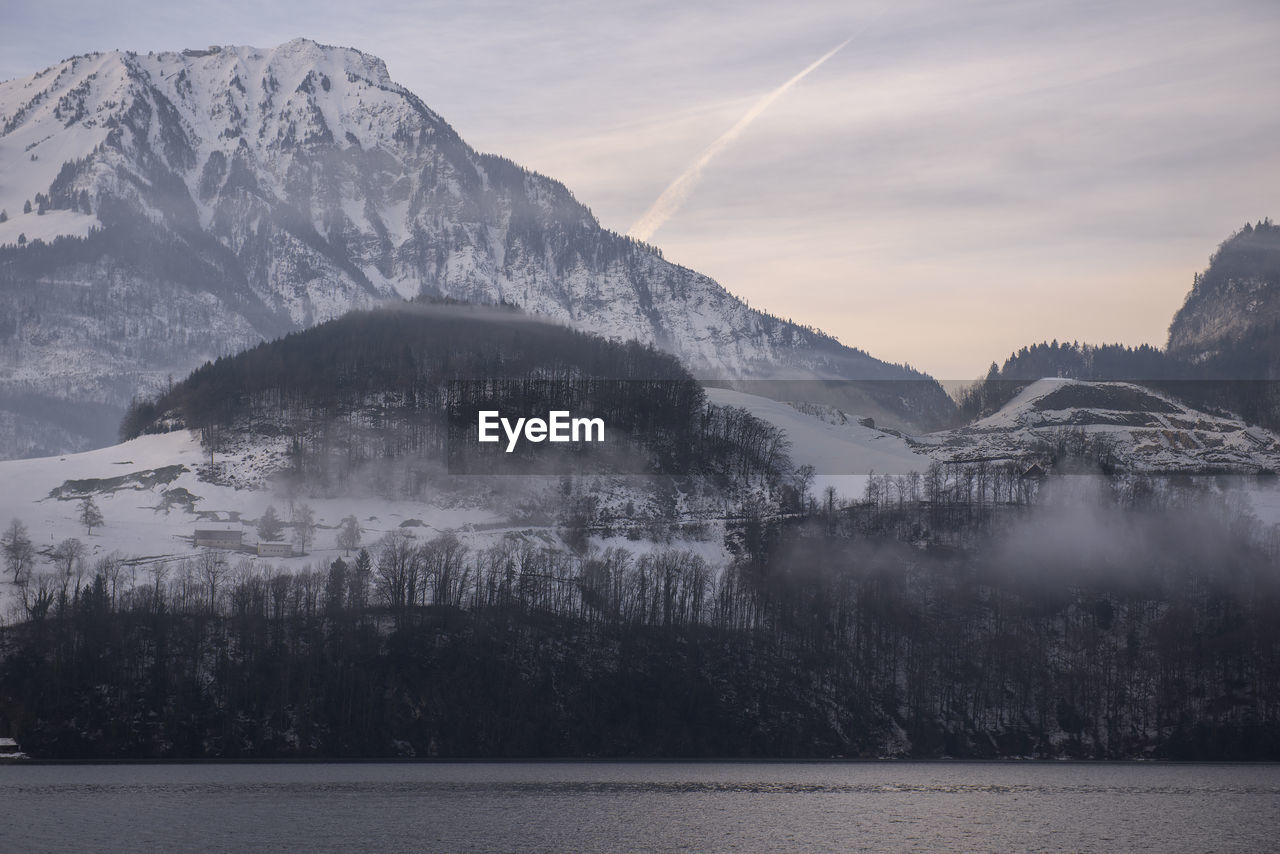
xmin=0 ymin=38 xmax=952 ymax=459
xmin=0 ymin=378 xmax=947 ymax=612
xmin=0 ymin=428 xmax=546 ymax=593
xmin=6 ymin=376 xmax=1277 ymax=598
xmin=917 ymin=377 xmax=1280 ymax=473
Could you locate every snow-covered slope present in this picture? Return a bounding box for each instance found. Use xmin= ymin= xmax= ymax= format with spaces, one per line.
xmin=917 ymin=378 xmax=1280 ymax=473
xmin=706 ymin=387 xmax=928 ymax=474
xmin=0 ymin=430 xmax=504 ymax=566
xmin=0 ymin=387 xmax=933 ymax=591
xmin=706 ymin=387 xmax=933 ymax=500
xmin=5 ymin=381 xmax=1280 ymax=620
xmin=0 ymin=422 xmax=756 ymax=617
xmin=0 ymin=39 xmax=951 ymax=459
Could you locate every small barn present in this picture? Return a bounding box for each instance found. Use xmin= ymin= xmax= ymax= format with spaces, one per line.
xmin=194 ymin=528 xmax=243 ymax=549
xmin=257 ymin=541 xmax=294 ymax=558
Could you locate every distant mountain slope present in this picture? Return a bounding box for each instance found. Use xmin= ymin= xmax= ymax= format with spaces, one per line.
xmin=953 ymin=221 xmax=1280 ymax=432
xmin=921 ymin=377 xmax=1280 ymax=473
xmin=1167 ymin=220 xmax=1280 ymax=373
xmin=954 ymin=340 xmax=1179 ymax=423
xmin=704 ymin=387 xmax=928 ymax=475
xmin=0 ymin=39 xmax=952 ymax=458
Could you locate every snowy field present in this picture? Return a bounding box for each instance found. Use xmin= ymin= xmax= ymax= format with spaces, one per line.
xmin=0 ymin=428 xmax=523 ymax=621
xmin=704 ymin=387 xmax=929 ymax=501
xmin=4 ymin=382 xmax=1275 ymax=620
xmin=0 ymin=387 xmax=917 ymax=595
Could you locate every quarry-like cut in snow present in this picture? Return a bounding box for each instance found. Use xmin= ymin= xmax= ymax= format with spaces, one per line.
xmin=913 ymin=376 xmax=1280 ymax=475
xmin=972 ymin=377 xmax=1077 ymax=429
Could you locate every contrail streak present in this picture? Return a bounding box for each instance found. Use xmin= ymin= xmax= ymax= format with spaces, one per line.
xmin=627 ymin=37 xmax=852 ymax=243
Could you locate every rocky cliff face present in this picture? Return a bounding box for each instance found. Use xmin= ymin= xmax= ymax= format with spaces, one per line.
xmin=0 ymin=39 xmax=951 ymax=457
xmin=1167 ymin=220 xmax=1280 ymax=369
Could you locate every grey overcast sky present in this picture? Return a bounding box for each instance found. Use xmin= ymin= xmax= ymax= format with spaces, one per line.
xmin=4 ymin=0 xmax=1278 ymax=379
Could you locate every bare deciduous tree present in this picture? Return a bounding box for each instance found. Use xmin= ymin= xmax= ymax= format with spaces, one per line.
xmin=2 ymin=518 xmax=35 ymax=585
xmin=337 ymin=515 xmax=362 ymax=555
xmin=292 ymin=504 xmax=317 ymax=555
xmin=78 ymin=496 xmax=105 ymax=535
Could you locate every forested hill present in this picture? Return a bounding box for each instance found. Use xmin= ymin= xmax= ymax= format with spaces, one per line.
xmin=956 ymin=341 xmax=1184 ymax=422
xmin=1167 ymin=220 xmax=1280 ymax=372
xmin=955 ymin=338 xmax=1280 ymax=430
xmin=955 ymin=221 xmax=1280 ymax=429
xmin=125 ymin=300 xmax=695 ymax=432
xmin=124 ymin=300 xmax=794 ymax=484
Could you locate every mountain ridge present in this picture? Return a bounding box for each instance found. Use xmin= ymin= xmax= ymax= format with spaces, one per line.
xmin=0 ymin=38 xmax=952 ymax=459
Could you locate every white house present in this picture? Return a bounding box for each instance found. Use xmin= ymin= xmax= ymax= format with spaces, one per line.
xmin=257 ymin=541 xmax=294 ymax=558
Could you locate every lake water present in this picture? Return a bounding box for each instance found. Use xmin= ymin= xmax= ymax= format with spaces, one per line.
xmin=2 ymin=761 xmax=1277 ymax=852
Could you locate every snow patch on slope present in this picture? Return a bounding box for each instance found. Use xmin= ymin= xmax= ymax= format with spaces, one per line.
xmin=0 ymin=209 xmax=99 ymax=246
xmin=918 ymin=378 xmax=1280 ymax=473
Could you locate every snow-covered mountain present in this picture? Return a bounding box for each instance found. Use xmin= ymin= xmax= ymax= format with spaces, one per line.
xmin=0 ymin=38 xmax=951 ymax=459
xmin=917 ymin=377 xmax=1280 ymax=473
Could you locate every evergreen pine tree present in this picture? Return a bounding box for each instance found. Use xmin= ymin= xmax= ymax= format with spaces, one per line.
xmin=257 ymin=505 xmax=284 ymax=542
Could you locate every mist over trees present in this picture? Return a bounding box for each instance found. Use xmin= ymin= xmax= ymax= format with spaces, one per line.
xmin=120 ymin=304 xmax=795 ymax=490
xmin=1 ymin=466 xmax=1276 ymax=760
xmin=336 ymin=515 xmax=362 ymax=554
xmin=256 ymin=506 xmax=284 ymax=542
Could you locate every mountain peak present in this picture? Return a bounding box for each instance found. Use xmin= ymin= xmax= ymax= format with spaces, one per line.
xmin=0 ymin=38 xmax=952 ymax=459
xmin=137 ymin=38 xmax=395 ymax=87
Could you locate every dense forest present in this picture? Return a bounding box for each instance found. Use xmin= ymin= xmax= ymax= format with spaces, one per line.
xmin=2 ymin=464 xmax=1277 ymax=760
xmin=955 ymin=341 xmax=1178 ymax=422
xmin=121 ymin=302 xmax=794 ymax=486
xmin=956 ymin=339 xmax=1280 ymax=431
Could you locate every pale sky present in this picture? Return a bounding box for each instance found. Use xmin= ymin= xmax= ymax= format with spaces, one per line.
xmin=4 ymin=0 xmax=1278 ymax=379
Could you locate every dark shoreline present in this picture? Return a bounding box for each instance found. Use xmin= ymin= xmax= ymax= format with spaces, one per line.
xmin=10 ymin=757 xmax=1280 ymax=766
